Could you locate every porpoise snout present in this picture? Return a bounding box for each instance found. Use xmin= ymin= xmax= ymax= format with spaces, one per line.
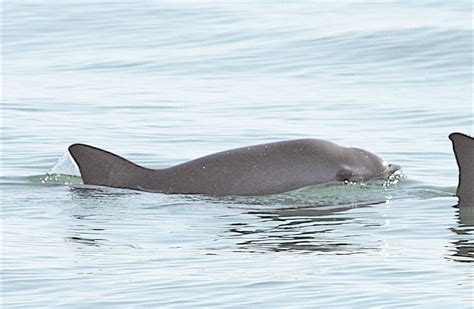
xmin=387 ymin=164 xmax=401 ymax=175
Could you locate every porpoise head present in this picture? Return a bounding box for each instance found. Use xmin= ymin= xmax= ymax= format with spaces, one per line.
xmin=337 ymin=147 xmax=400 ymax=182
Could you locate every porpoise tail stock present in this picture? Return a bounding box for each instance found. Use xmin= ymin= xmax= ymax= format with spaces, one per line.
xmin=449 ymin=132 xmax=473 ymax=206
xmin=69 ymin=139 xmax=399 ymax=196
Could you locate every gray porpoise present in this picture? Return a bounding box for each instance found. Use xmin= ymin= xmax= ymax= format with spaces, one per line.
xmin=449 ymin=132 xmax=473 ymax=206
xmin=69 ymin=138 xmax=399 ymax=196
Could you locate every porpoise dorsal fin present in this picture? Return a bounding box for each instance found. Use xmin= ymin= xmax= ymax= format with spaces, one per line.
xmin=449 ymin=133 xmax=473 ymax=205
xmin=68 ymin=143 xmax=151 ymax=190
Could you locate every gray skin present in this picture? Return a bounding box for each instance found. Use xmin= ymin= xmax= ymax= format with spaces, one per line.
xmin=68 ymin=138 xmax=399 ymax=196
xmin=449 ymin=133 xmax=473 ymax=206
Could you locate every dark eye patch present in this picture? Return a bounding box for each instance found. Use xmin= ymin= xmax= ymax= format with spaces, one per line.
xmin=336 ymin=168 xmax=353 ymax=182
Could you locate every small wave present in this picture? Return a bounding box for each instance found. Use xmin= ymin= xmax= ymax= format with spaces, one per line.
xmin=193 ymin=171 xmax=455 ymax=209
xmin=29 ymin=173 xmax=83 ymax=185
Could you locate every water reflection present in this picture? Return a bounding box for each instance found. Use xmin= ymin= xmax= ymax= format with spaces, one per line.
xmin=224 ymin=201 xmax=385 ymax=254
xmin=64 ymin=187 xmax=119 ymax=249
xmin=65 ymin=235 xmax=105 ymax=247
xmin=65 ymin=184 xmax=473 ymax=262
xmin=65 ymin=216 xmax=109 ymax=249
xmin=69 ymin=186 xmax=141 ymax=199
xmin=449 ymin=203 xmax=474 ymax=263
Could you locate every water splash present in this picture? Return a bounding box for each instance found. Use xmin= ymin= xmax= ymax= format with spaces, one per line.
xmin=47 ymin=151 xmax=80 ymax=176
xmin=383 ymin=169 xmax=405 ymax=188
xmin=39 ymin=151 xmax=83 ymax=185
xmin=38 ymin=174 xmax=83 ymax=185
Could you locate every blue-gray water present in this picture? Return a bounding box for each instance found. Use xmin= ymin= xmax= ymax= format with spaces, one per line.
xmin=2 ymin=1 xmax=473 ymax=308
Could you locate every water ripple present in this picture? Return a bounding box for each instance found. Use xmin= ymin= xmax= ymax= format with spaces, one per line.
xmin=3 ymin=1 xmax=472 ymax=307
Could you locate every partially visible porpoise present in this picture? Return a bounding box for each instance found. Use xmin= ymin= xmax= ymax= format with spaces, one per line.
xmin=449 ymin=132 xmax=473 ymax=206
xmin=68 ymin=138 xmax=399 ymax=196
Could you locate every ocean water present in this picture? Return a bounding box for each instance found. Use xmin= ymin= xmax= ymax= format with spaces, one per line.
xmin=2 ymin=1 xmax=473 ymax=308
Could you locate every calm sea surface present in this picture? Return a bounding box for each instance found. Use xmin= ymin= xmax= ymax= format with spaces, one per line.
xmin=2 ymin=1 xmax=473 ymax=308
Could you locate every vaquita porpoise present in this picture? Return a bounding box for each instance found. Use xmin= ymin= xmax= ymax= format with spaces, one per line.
xmin=449 ymin=133 xmax=473 ymax=206
xmin=68 ymin=138 xmax=401 ymax=196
